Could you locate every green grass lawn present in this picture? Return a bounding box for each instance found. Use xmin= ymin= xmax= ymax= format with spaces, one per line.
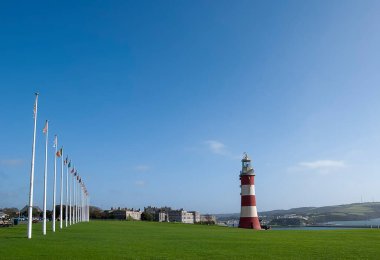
xmin=1 ymin=221 xmax=380 ymax=259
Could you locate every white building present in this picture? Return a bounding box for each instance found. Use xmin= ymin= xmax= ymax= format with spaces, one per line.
xmin=189 ymin=211 xmax=200 ymax=223
xmin=126 ymin=210 xmax=142 ymax=220
xmin=168 ymin=209 xmax=194 ymax=224
xmin=0 ymin=211 xmax=7 ymax=219
xmin=157 ymin=212 xmax=168 ymax=222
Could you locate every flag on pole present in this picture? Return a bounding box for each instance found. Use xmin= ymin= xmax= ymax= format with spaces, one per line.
xmin=56 ymin=147 xmax=63 ymax=157
xmin=33 ymin=102 xmax=37 ymax=119
xmin=74 ymin=170 xmax=77 ymax=176
xmin=68 ymin=160 xmax=71 ymax=168
xmin=42 ymin=121 xmax=48 ymax=134
xmin=64 ymin=156 xmax=68 ymax=165
xmin=53 ymin=135 xmax=57 ymax=148
xmin=71 ymin=167 xmax=75 ymax=174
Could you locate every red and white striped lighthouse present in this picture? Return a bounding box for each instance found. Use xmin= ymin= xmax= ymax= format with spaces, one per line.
xmin=239 ymin=153 xmax=261 ymax=230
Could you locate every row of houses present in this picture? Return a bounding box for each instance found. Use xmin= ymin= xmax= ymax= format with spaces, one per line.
xmin=275 ymin=214 xmax=309 ymax=221
xmin=0 ymin=211 xmax=8 ymax=219
xmin=107 ymin=206 xmax=216 ymax=224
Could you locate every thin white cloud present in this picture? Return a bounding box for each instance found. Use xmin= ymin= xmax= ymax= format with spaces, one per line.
xmin=0 ymin=159 xmax=24 ymax=166
xmin=298 ymin=160 xmax=346 ymax=169
xmin=204 ymin=140 xmax=227 ymax=155
xmin=134 ymin=165 xmax=150 ymax=172
xmin=289 ymin=160 xmax=346 ymax=175
xmin=203 ymin=140 xmax=244 ymax=160
xmin=135 ymin=180 xmax=145 ymax=187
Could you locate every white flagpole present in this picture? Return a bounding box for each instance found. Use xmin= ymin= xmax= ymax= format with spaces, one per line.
xmin=81 ymin=185 xmax=84 ymax=222
xmin=78 ymin=185 xmax=80 ymax=223
xmin=65 ymin=158 xmax=68 ymax=227
xmin=78 ymin=181 xmax=82 ymax=222
xmin=78 ymin=178 xmax=80 ymax=222
xmin=80 ymin=185 xmax=83 ymax=222
xmin=76 ymin=177 xmax=79 ymax=222
xmin=84 ymin=194 xmax=86 ymax=222
xmin=42 ymin=120 xmax=48 ymax=235
xmin=87 ymin=195 xmax=89 ymax=222
xmin=60 ymin=147 xmax=64 ymax=229
xmin=83 ymin=194 xmax=86 ymax=222
xmin=27 ymin=93 xmax=39 ymax=239
xmin=82 ymin=187 xmax=84 ymax=222
xmin=79 ymin=184 xmax=81 ymax=222
xmin=73 ymin=172 xmax=76 ymax=224
xmin=84 ymin=191 xmax=86 ymax=222
xmin=84 ymin=192 xmax=87 ymax=222
xmin=78 ymin=180 xmax=82 ymax=222
xmin=52 ymin=135 xmax=58 ymax=232
xmin=75 ymin=178 xmax=79 ymax=223
xmin=86 ymin=195 xmax=88 ymax=222
xmin=87 ymin=195 xmax=90 ymax=222
xmin=83 ymin=188 xmax=85 ymax=222
xmin=69 ymin=163 xmax=72 ymax=225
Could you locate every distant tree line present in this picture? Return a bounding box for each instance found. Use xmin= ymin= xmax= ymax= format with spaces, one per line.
xmin=89 ymin=209 xmax=156 ymax=221
xmin=1 ymin=206 xmax=81 ymax=220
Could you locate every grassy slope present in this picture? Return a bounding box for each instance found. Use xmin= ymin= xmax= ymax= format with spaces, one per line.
xmin=255 ymin=202 xmax=380 ymax=222
xmin=1 ymin=221 xmax=380 ymax=259
xmin=217 ymin=202 xmax=380 ymax=222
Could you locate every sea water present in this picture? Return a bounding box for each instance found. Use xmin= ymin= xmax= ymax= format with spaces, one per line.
xmin=325 ymin=218 xmax=380 ymax=226
xmin=271 ymin=227 xmax=356 ymax=230
xmin=226 ymin=218 xmax=380 ymax=230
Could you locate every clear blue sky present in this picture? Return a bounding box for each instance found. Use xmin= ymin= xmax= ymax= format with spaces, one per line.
xmin=0 ymin=0 xmax=379 ymax=213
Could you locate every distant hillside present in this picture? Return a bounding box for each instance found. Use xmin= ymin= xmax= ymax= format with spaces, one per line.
xmin=215 ymin=213 xmax=240 ymax=221
xmin=216 ymin=202 xmax=380 ymax=223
